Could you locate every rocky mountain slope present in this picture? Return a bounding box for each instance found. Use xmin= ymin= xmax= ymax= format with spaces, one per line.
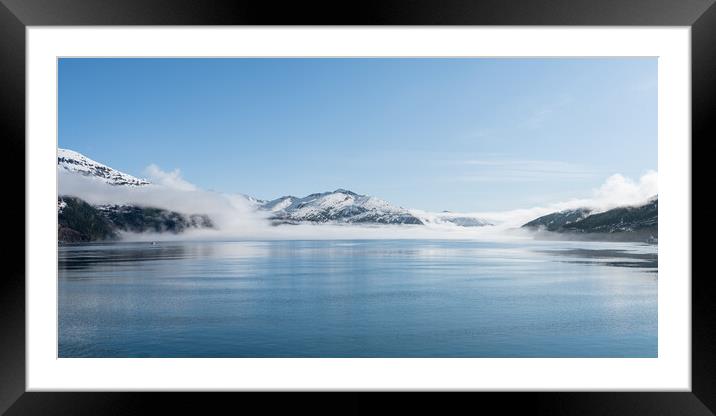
xmin=58 ymin=196 xmax=118 ymax=242
xmin=59 ymin=196 xmax=213 ymax=243
xmin=522 ymin=208 xmax=594 ymax=231
xmin=522 ymin=197 xmax=658 ymax=242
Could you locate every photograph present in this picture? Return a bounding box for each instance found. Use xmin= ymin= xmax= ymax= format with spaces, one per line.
xmin=57 ymin=57 xmax=658 ymax=358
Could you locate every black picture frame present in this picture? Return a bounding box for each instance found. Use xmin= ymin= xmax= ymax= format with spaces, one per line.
xmin=1 ymin=0 xmax=711 ymax=414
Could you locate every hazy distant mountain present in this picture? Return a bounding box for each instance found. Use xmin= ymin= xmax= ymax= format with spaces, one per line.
xmin=428 ymin=215 xmax=492 ymax=227
xmin=58 ymin=148 xmax=150 ymax=186
xmin=522 ymin=197 xmax=658 ymax=242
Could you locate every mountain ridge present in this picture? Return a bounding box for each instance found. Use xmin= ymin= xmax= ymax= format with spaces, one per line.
xmin=58 ymin=148 xmax=150 ymax=186
xmin=522 ymin=197 xmax=658 ymax=242
xmin=260 ymin=189 xmax=425 ymax=225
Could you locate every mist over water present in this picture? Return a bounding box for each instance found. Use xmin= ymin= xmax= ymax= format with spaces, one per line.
xmin=59 ymin=168 xmax=658 ymax=242
xmin=58 ymin=167 xmax=658 ymax=357
xmin=58 ymin=164 xmax=659 ymax=357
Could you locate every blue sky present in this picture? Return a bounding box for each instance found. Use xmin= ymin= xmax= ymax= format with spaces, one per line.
xmin=59 ymin=58 xmax=656 ymax=211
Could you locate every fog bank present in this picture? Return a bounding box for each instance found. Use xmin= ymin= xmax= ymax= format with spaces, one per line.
xmin=59 ymin=166 xmax=657 ymax=241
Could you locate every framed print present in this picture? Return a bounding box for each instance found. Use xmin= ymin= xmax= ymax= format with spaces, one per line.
xmin=2 ymin=0 xmax=712 ymax=414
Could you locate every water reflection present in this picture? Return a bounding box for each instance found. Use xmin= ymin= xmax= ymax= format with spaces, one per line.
xmin=58 ymin=240 xmax=657 ymax=357
xmin=59 ymin=241 xmax=270 ymax=271
xmin=536 ymin=248 xmax=658 ymax=270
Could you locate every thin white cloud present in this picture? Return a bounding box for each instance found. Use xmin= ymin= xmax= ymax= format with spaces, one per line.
xmin=144 ymin=164 xmax=197 ymax=191
xmin=462 ymin=170 xmax=658 ymax=227
xmin=524 ymin=95 xmax=573 ymax=130
xmin=592 ymin=171 xmax=657 ymax=206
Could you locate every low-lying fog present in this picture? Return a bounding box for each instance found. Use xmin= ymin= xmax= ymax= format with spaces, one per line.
xmin=59 ymin=166 xmax=657 ymax=242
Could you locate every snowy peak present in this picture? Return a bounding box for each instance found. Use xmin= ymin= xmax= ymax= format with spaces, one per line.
xmin=58 ymin=148 xmax=150 ymax=186
xmin=333 ymin=188 xmax=358 ymax=196
xmin=262 ymin=189 xmax=424 ymax=225
xmin=260 ymin=189 xmax=493 ymax=227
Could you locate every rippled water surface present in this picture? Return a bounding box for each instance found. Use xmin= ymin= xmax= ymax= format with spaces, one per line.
xmin=58 ymin=239 xmax=657 ymax=357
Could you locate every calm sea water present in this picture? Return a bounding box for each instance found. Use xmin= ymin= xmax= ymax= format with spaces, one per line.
xmin=58 ymin=239 xmax=657 ymax=357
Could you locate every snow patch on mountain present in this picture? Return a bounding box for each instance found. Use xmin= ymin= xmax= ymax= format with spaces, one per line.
xmin=261 ymin=189 xmax=425 ymax=225
xmin=58 ymin=148 xmax=150 ymax=186
xmin=262 ymin=196 xmax=295 ymax=212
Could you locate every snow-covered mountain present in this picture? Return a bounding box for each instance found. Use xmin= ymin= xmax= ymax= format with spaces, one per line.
xmin=58 ymin=148 xmax=150 ymax=186
xmin=58 ymin=148 xmax=493 ymax=228
xmin=261 ymin=189 xmax=424 ymax=225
